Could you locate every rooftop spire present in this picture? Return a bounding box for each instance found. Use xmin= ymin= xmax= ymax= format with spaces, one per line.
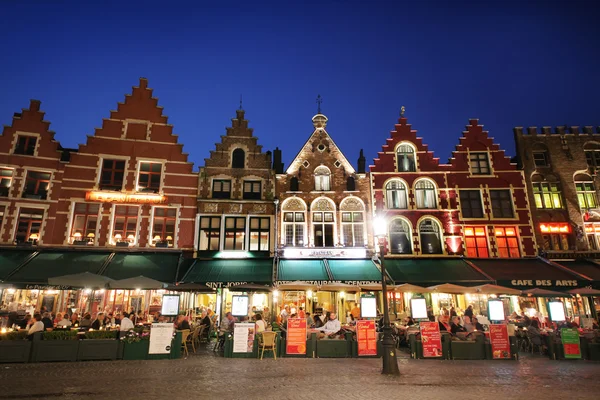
xmin=400 ymin=105 xmax=406 ymax=117
xmin=239 ymin=94 xmax=243 ymax=111
xmin=316 ymin=94 xmax=323 ymax=114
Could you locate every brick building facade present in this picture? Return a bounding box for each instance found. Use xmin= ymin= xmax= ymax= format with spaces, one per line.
xmin=514 ymin=125 xmax=600 ymax=253
xmin=370 ymin=115 xmax=537 ymax=258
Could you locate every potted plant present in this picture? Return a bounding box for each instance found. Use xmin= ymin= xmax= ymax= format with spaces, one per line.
xmin=31 ymin=330 xmax=79 ymax=362
xmin=0 ymin=330 xmax=31 ymax=363
xmin=77 ymin=330 xmax=119 ymax=361
xmin=121 ymin=330 xmax=150 ymax=360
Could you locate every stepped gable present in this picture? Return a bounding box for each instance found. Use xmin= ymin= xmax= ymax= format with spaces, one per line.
xmin=108 ymin=77 xmax=168 ymax=125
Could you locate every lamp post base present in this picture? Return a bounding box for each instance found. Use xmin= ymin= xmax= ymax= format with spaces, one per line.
xmin=381 ymin=326 xmax=400 ymax=375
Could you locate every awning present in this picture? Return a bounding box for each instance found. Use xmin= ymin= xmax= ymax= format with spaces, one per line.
xmin=5 ymin=251 xmax=112 ymax=288
xmin=182 ymin=258 xmax=273 ymax=287
xmin=0 ymin=249 xmax=37 ymax=281
xmin=327 ymin=259 xmax=381 ymax=283
xmin=551 ymin=260 xmax=600 ymax=289
xmin=277 ymin=259 xmax=329 ymax=282
xmin=467 ymin=258 xmax=590 ymax=290
xmin=102 ymin=252 xmax=181 ymax=283
xmin=384 ymin=258 xmax=491 ymax=286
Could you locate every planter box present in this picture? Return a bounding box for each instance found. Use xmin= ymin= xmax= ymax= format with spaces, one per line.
xmin=587 ymin=343 xmax=600 ymax=361
xmin=0 ymin=341 xmax=31 ymax=363
xmin=122 ymin=340 xmax=149 ymax=360
xmin=316 ymin=339 xmax=349 ymax=358
xmin=31 ymin=339 xmax=79 ymax=362
xmin=77 ymin=339 xmax=119 ymax=361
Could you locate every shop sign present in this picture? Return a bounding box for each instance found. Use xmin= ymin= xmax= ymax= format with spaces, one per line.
xmin=356 ymin=320 xmax=377 ymax=356
xmin=206 ymin=282 xmax=248 ymax=289
xmin=149 ymin=323 xmax=174 ymax=354
xmin=489 ymin=324 xmax=511 ymax=359
xmin=509 ymin=280 xmax=578 ymax=287
xmin=539 ymin=223 xmax=571 ymax=233
xmin=282 ymin=248 xmax=366 ymax=259
xmin=276 ymin=280 xmax=379 ymax=287
xmin=25 ymin=284 xmax=71 ymax=290
xmin=286 ymin=318 xmax=307 ymax=355
xmin=561 ymin=328 xmax=581 ymax=359
xmin=233 ymin=322 xmax=255 ymax=353
xmin=419 ymin=322 xmax=442 ymax=358
xmin=86 ymin=190 xmax=167 ymax=204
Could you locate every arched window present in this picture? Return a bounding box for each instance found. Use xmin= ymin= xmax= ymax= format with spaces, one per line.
xmin=232 ymin=148 xmax=245 ymax=169
xmin=311 ymin=198 xmax=335 ymax=247
xmin=340 ymin=197 xmax=365 ymax=247
xmin=385 ymin=180 xmax=408 ymax=209
xmin=314 ymin=166 xmax=331 ymax=191
xmin=389 ymin=219 xmax=412 ymax=254
xmin=346 ymin=177 xmax=356 ymax=191
xmin=415 ymin=179 xmax=437 ymax=209
xmin=396 ymin=144 xmax=416 ymax=172
xmin=419 ymin=219 xmax=443 ymax=254
xmin=282 ymin=198 xmax=306 ymax=247
xmin=290 ymin=177 xmax=299 ymax=192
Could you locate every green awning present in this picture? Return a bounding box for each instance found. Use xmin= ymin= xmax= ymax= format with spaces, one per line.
xmin=384 ymin=258 xmax=491 ymax=286
xmin=182 ymin=258 xmax=273 ymax=284
xmin=6 ymin=251 xmax=111 ymax=286
xmin=552 ymin=260 xmax=600 ymax=282
xmin=0 ymin=249 xmax=36 ymax=281
xmin=327 ymin=259 xmax=381 ymax=282
xmin=176 ymin=258 xmax=196 ymax=282
xmin=103 ymin=252 xmax=181 ymax=283
xmin=277 ymin=259 xmax=328 ymax=282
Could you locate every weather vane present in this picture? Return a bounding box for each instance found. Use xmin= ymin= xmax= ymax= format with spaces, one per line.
xmin=316 ymin=94 xmax=323 ymax=114
xmin=400 ymin=105 xmax=406 ymax=117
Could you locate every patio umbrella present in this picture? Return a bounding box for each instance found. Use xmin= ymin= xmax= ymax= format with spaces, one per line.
xmin=277 ymin=281 xmax=318 ymax=291
xmin=48 ymin=272 xmax=113 ymax=289
xmin=394 ymin=283 xmax=431 ymax=293
xmin=522 ymin=288 xmax=569 ymax=297
xmin=427 ymin=283 xmax=477 ymax=294
xmin=108 ymin=275 xmax=167 ymax=289
xmin=359 ymin=282 xmax=387 ymax=291
xmin=472 ymin=284 xmax=522 ymax=295
xmin=567 ymin=287 xmax=600 ymax=296
xmin=318 ymin=282 xmax=361 ymax=292
xmin=228 ymin=283 xmax=273 ymax=292
xmin=165 ymin=282 xmax=214 ymax=292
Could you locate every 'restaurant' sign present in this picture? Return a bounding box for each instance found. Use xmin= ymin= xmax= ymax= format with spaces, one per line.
xmin=282 ymin=248 xmax=366 ymax=259
xmin=86 ymin=191 xmax=167 ymax=204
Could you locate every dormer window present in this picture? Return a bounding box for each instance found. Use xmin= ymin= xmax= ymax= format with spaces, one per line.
xmin=14 ymin=135 xmax=37 ymax=156
xmin=396 ymin=144 xmax=416 ymax=172
xmin=314 ymin=166 xmax=331 ymax=191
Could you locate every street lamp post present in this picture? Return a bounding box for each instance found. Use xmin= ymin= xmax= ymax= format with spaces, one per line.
xmin=373 ymin=216 xmax=400 ymax=375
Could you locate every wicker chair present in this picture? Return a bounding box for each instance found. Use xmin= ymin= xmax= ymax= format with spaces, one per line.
xmin=180 ymin=329 xmax=191 ymax=356
xmin=259 ymin=331 xmax=277 ymax=360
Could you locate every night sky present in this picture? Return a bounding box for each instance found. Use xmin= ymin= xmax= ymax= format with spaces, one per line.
xmin=1 ymin=1 xmax=599 ymax=170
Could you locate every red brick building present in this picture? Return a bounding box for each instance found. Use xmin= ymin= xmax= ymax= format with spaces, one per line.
xmin=370 ymin=114 xmax=537 ymax=258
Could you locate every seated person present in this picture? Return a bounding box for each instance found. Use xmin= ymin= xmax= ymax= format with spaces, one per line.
xmin=472 ymin=317 xmax=485 ymax=332
xmin=255 ymin=313 xmax=266 ymax=334
xmin=41 ymin=312 xmax=54 ymax=331
xmin=450 ymin=316 xmax=467 ymax=334
xmin=56 ymin=314 xmax=72 ymax=328
xmin=176 ymin=314 xmax=191 ymax=331
xmin=306 ymin=312 xmax=314 ymax=328
xmin=27 ymin=313 xmax=45 ymax=337
xmin=347 ymin=313 xmax=357 ymax=327
xmin=119 ymin=313 xmax=135 ymax=331
xmin=313 ymin=314 xmax=324 ymax=329
xmin=463 ymin=316 xmax=475 ymax=333
xmin=79 ymin=313 xmax=92 ymax=329
xmin=220 ymin=312 xmax=235 ymax=334
xmin=314 ymin=312 xmax=341 ymax=339
xmin=438 ymin=315 xmax=451 ymax=332
xmin=91 ymin=312 xmax=105 ymax=330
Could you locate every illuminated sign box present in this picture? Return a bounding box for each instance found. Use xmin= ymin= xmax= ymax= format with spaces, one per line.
xmin=539 ymin=223 xmax=571 ymax=234
xmin=282 ymin=248 xmax=366 ymax=259
xmin=86 ymin=191 xmax=167 ymax=204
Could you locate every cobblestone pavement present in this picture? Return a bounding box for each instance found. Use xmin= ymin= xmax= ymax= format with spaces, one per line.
xmin=0 ymin=351 xmax=599 ymax=400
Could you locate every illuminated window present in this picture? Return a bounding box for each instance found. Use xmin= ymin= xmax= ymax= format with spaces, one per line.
xmin=212 ymin=180 xmax=231 ymax=199
xmin=576 ymin=182 xmax=597 ymax=210
xmin=100 ymin=159 xmax=125 ymax=191
xmin=469 ymin=152 xmax=490 ymax=175
xmin=198 ymin=216 xmax=221 ymax=251
xmin=283 ymin=212 xmax=305 ymax=247
xmin=249 ymin=217 xmax=270 ymax=251
xmin=584 ymin=143 xmax=600 ymax=168
xmin=495 ymin=227 xmax=520 ymax=258
xmin=15 ymin=208 xmax=44 ymax=244
xmin=312 ymin=212 xmax=334 ymax=247
xmin=389 ymin=219 xmax=412 ymax=254
xmin=224 ymin=217 xmax=246 ymax=250
xmin=460 ymin=190 xmax=484 ymax=218
xmin=419 ymin=219 xmax=442 ymax=254
xmin=314 ymin=166 xmax=331 ymax=191
xmin=341 ymin=212 xmax=364 ymax=247
xmin=152 ymin=208 xmax=176 ymax=247
xmin=232 ymin=148 xmax=245 ymax=169
xmin=138 ymin=162 xmax=162 ymax=193
xmin=112 ymin=206 xmax=139 ymax=245
xmin=464 ymin=227 xmax=489 ymax=258
xmin=243 ymin=181 xmax=262 ymax=200
xmin=415 ymin=180 xmax=437 ymax=209
xmin=70 ymin=203 xmax=99 ymax=244
xmin=0 ymin=168 xmax=13 ymax=197
xmin=532 ymin=182 xmax=562 ymax=209
xmin=396 ymin=144 xmax=416 ymax=172
xmin=385 ymin=180 xmax=408 ymax=209
xmin=23 ymin=171 xmax=51 ymax=200
xmin=489 ymin=190 xmax=514 ymax=218
xmin=14 ymin=135 xmax=36 ymax=156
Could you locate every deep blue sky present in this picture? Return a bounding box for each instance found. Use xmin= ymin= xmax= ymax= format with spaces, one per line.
xmin=1 ymin=1 xmax=599 ymax=170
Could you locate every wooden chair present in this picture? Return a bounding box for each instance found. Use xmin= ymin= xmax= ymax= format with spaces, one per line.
xmin=259 ymin=331 xmax=277 ymax=360
xmin=195 ymin=325 xmax=206 ymax=347
xmin=180 ymin=329 xmax=191 ymax=356
xmin=188 ymin=326 xmax=200 ymax=353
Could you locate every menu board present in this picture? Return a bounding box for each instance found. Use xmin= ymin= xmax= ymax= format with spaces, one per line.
xmin=548 ymin=301 xmax=566 ymax=322
xmin=233 ymin=322 xmax=255 ymax=353
xmin=356 ymin=320 xmax=377 ymax=356
xmin=231 ymin=295 xmax=249 ymax=317
xmin=419 ymin=322 xmax=442 ymax=358
xmin=561 ymin=328 xmax=581 ymax=359
xmin=286 ymin=318 xmax=307 ymax=355
xmin=161 ymin=294 xmax=180 ymax=316
xmin=488 ymin=300 xmax=505 ymax=322
xmin=149 ymin=323 xmax=174 ymax=354
xmin=489 ymin=324 xmax=511 ymax=359
xmin=410 ymin=298 xmax=428 ymax=320
xmin=360 ymin=296 xmax=377 ymax=318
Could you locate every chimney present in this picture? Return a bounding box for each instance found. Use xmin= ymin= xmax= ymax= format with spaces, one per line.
xmin=357 ymin=149 xmax=366 ymax=173
xmin=273 ymin=147 xmax=284 ymax=174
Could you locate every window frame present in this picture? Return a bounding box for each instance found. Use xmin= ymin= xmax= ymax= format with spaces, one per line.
xmin=99 ymin=159 xmax=126 ymax=191
xmin=0 ymin=167 xmax=14 ymax=197
xmin=396 ymin=143 xmax=416 ymax=172
xmin=243 ymin=180 xmax=262 ymax=200
xmin=14 ymin=207 xmax=44 ymax=244
xmin=13 ymin=135 xmax=37 ymax=156
xmin=532 ymin=182 xmax=563 ymax=209
xmin=532 ymin=151 xmax=550 ymax=167
xmin=469 ymin=152 xmax=491 ymax=175
xmin=495 ymin=227 xmax=521 ymax=258
xmin=70 ymin=202 xmax=100 ymax=244
xmin=232 ymin=148 xmax=245 ymax=169
xmin=312 ymin=211 xmax=335 ymax=247
xmin=283 ymin=211 xmax=306 ymax=247
xmin=137 ymin=161 xmax=163 ymax=193
xmin=22 ymin=170 xmax=51 ymax=200
xmin=459 ymin=190 xmax=485 ymax=219
xmin=314 ymin=166 xmax=331 ymax=191
xmin=249 ymin=217 xmax=270 ymax=251
xmin=212 ymin=179 xmax=232 ymax=199
xmin=388 ymin=218 xmax=413 ymax=254
xmin=151 ymin=207 xmax=177 ymax=247
xmin=414 ymin=179 xmax=437 ymax=209
xmin=341 ymin=211 xmax=364 ymax=247
xmin=198 ymin=216 xmax=222 ymax=251
xmin=224 ymin=216 xmax=246 ymax=250
xmin=385 ymin=180 xmax=408 ymax=210
xmin=464 ymin=226 xmax=489 ymax=258
xmin=575 ymin=181 xmax=597 ymax=210
xmin=585 ymin=149 xmax=600 ymax=168
xmin=489 ymin=189 xmax=514 ymax=219
xmin=111 ymin=205 xmax=139 ymax=246
xmin=418 ymin=218 xmax=443 ymax=255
